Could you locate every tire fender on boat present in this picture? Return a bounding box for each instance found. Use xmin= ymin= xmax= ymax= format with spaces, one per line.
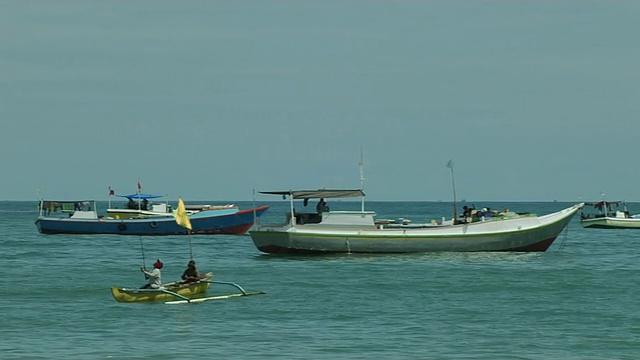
xmin=150 ymin=221 xmax=158 ymax=228
xmin=118 ymin=223 xmax=127 ymax=231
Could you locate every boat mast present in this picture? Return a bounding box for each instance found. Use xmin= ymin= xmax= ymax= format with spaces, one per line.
xmin=252 ymin=188 xmax=258 ymax=228
xmin=137 ymin=182 xmax=142 ymax=211
xmin=359 ymin=148 xmax=365 ymax=212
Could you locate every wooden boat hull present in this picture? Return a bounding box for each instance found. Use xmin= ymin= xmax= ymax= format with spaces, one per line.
xmin=111 ymin=282 xmax=211 ymax=303
xmin=580 ymin=216 xmax=640 ymax=229
xmin=35 ymin=206 xmax=269 ymax=235
xmin=250 ymin=204 xmax=583 ymax=254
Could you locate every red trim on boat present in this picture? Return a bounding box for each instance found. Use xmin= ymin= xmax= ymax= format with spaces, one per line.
xmin=502 ymin=237 xmax=557 ymax=252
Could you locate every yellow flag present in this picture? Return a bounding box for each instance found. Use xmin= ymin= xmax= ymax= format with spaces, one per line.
xmin=174 ymin=198 xmax=192 ymax=230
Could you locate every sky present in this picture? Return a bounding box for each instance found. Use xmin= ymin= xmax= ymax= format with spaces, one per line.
xmin=2 ymin=1 xmax=639 ymax=202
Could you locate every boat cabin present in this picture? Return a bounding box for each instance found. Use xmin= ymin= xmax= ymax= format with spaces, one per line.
xmin=38 ymin=200 xmax=98 ymax=219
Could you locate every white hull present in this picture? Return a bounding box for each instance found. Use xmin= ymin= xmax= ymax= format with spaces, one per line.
xmin=250 ymin=203 xmax=583 ymax=254
xmin=580 ymin=216 xmax=640 ymax=229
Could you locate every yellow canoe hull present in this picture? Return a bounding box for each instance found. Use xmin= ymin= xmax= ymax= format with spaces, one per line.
xmin=111 ymin=273 xmax=213 ymax=303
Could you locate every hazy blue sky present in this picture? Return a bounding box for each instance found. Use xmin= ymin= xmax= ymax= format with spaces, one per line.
xmin=2 ymin=1 xmax=639 ymax=202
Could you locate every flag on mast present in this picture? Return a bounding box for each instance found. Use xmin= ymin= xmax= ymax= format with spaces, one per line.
xmin=109 ymin=187 xmax=115 ymax=196
xmin=137 ymin=182 xmax=142 ymax=192
xmin=174 ymin=198 xmax=192 ymax=230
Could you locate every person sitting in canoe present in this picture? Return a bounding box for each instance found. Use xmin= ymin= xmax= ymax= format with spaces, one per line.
xmin=140 ymin=259 xmax=163 ymax=289
xmin=181 ymin=260 xmax=199 ymax=284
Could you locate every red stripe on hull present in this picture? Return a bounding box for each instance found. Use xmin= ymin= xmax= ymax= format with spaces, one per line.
xmin=502 ymin=237 xmax=557 ymax=252
xmin=193 ymin=223 xmax=254 ymax=235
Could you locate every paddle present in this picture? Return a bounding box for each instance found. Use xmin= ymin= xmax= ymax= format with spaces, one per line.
xmin=139 ymin=236 xmax=148 ymax=279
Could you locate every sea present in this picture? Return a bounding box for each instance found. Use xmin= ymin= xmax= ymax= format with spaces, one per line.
xmin=1 ymin=200 xmax=638 ymax=359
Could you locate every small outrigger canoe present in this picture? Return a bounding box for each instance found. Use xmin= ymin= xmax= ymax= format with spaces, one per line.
xmin=110 ymin=273 xmax=266 ymax=304
xmin=110 ymin=273 xmax=214 ymax=303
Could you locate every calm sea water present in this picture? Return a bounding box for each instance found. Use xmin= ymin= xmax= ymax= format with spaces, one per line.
xmin=1 ymin=200 xmax=638 ymax=359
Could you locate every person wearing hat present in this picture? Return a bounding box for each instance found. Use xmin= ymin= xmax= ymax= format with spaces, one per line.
xmin=140 ymin=259 xmax=163 ymax=289
xmin=181 ymin=260 xmax=200 ymax=284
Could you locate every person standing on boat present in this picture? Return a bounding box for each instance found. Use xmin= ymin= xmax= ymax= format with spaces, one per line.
xmin=316 ymin=198 xmax=330 ymax=213
xmin=140 ymin=259 xmax=163 ymax=289
xmin=181 ymin=260 xmax=199 ymax=284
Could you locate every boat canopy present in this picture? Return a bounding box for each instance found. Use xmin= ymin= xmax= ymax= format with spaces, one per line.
xmin=259 ymin=189 xmax=365 ymax=199
xmin=116 ymin=193 xmax=164 ymax=200
xmin=583 ymin=201 xmax=624 ymax=207
xmin=40 ymin=200 xmax=94 ymax=207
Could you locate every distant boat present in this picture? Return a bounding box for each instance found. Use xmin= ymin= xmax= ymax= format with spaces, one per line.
xmin=35 ymin=199 xmax=269 ymax=235
xmin=249 ymin=189 xmax=583 ymax=254
xmin=580 ymin=200 xmax=640 ymax=229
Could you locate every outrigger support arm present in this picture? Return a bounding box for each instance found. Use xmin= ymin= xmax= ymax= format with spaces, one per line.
xmin=158 ymin=289 xmax=191 ymax=302
xmin=204 ymin=280 xmax=249 ymax=295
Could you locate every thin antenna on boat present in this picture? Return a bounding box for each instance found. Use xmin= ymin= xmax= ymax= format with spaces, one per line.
xmin=446 ymin=160 xmax=458 ymax=225
xmin=36 ymin=185 xmax=46 ymax=216
xmin=359 ymin=147 xmax=365 ymax=212
xmin=252 ymin=188 xmax=257 ymax=229
xmin=36 ymin=184 xmax=46 ymax=200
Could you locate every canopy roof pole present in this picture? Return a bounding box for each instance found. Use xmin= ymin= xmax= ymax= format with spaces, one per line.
xmin=359 ymin=148 xmax=365 ymax=212
xmin=289 ymin=190 xmax=295 ymax=225
xmin=447 ymin=160 xmax=458 ymax=225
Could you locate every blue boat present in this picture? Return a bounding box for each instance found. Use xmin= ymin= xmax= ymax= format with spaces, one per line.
xmin=35 ymin=200 xmax=269 ymax=235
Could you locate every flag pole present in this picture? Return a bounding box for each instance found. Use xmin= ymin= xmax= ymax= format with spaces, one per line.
xmin=447 ymin=160 xmax=458 ymax=225
xmin=188 ymin=230 xmax=194 ymax=260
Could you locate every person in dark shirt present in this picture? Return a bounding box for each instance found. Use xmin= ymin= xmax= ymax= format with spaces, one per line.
xmin=181 ymin=260 xmax=199 ymax=284
xmin=316 ymin=198 xmax=330 ymax=213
